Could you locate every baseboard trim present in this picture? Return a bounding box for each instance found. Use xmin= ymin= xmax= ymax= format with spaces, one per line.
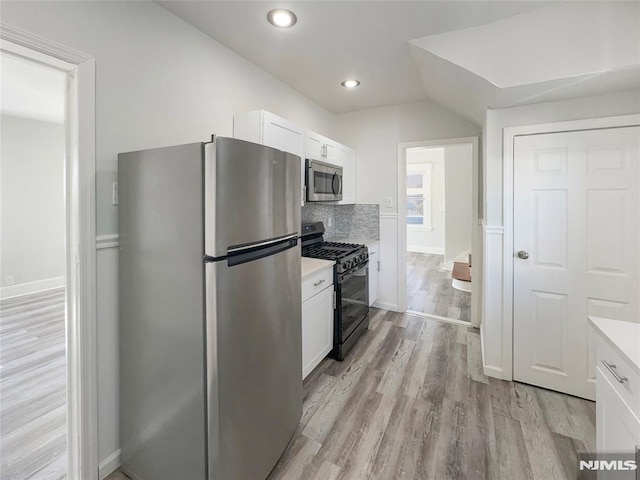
xmin=482 ymin=364 xmax=504 ymax=379
xmin=373 ymin=301 xmax=399 ymax=312
xmin=407 ymin=246 xmax=444 ymax=255
xmin=0 ymin=276 xmax=65 ymax=300
xmin=99 ymin=449 xmax=120 ymax=480
xmin=405 ymin=310 xmax=471 ymax=327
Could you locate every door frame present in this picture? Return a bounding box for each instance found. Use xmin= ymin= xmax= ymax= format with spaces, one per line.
xmin=0 ymin=25 xmax=98 ymax=479
xmin=397 ymin=136 xmax=480 ymax=326
xmin=502 ymin=114 xmax=640 ymax=381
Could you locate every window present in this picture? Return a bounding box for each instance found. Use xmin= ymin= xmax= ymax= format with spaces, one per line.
xmin=406 ymin=163 xmax=433 ymax=229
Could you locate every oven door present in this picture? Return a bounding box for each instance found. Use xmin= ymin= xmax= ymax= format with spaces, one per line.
xmin=306 ymin=159 xmax=343 ymax=202
xmin=336 ymin=262 xmax=369 ymax=343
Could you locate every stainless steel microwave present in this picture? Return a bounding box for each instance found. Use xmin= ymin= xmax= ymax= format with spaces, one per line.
xmin=306 ymin=159 xmax=343 ymax=202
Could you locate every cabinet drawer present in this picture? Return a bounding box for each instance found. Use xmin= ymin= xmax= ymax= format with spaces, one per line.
xmin=302 ymin=267 xmax=334 ymax=303
xmin=597 ymin=335 xmax=640 ymax=419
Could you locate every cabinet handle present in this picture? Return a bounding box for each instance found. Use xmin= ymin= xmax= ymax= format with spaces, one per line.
xmin=313 ymin=279 xmax=325 ymax=287
xmin=601 ymin=360 xmax=628 ymax=384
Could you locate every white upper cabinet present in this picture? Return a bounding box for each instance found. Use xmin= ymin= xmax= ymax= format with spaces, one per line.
xmin=234 ymin=110 xmax=356 ymax=206
xmin=233 ymin=110 xmax=305 ymax=206
xmin=305 ymin=131 xmax=336 ymax=163
xmin=336 ymin=143 xmax=356 ymax=205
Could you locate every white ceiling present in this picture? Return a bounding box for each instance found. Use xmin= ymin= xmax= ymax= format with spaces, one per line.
xmin=0 ymin=53 xmax=65 ymax=124
xmin=157 ymin=1 xmax=551 ymax=118
xmin=156 ymin=1 xmax=640 ymax=125
xmin=410 ymin=1 xmax=640 ymax=123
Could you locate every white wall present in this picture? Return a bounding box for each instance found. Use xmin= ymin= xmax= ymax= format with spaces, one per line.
xmin=0 ymin=114 xmax=65 ymax=295
xmin=444 ymin=143 xmax=473 ymax=264
xmin=482 ymin=88 xmax=640 ymax=379
xmin=1 ymin=1 xmax=338 ymax=472
xmin=336 ymin=101 xmax=480 ymax=310
xmin=406 ymin=147 xmax=445 ymax=254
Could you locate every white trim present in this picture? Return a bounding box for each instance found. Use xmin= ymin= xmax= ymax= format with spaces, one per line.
xmin=379 ymin=212 xmax=398 ymax=219
xmin=483 ymin=364 xmax=504 ymax=378
xmin=502 ymin=114 xmax=640 ymax=382
xmin=407 ymin=246 xmax=444 ymax=255
xmin=0 ymin=24 xmax=91 ymax=64
xmin=398 ymin=137 xmax=480 ymax=324
xmin=98 ymin=450 xmax=120 ymax=480
xmin=96 ymin=234 xmax=120 ymax=250
xmin=407 ymin=226 xmax=434 ymax=232
xmin=484 ymin=225 xmax=504 ymax=235
xmin=1 ymin=28 xmax=99 ymax=480
xmin=405 ymin=310 xmax=471 ymax=327
xmin=0 ymin=277 xmax=65 ymax=300
xmin=373 ymin=301 xmax=400 ymax=312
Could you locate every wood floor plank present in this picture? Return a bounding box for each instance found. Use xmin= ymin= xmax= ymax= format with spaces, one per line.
xmin=493 ymin=413 xmax=534 ymax=480
xmin=0 ymin=288 xmax=67 ymax=480
xmin=114 ymin=308 xmax=597 ymax=480
xmin=406 ymin=252 xmax=471 ymax=322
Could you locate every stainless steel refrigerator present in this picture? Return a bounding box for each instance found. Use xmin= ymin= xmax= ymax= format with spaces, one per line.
xmin=118 ymin=136 xmax=302 ymax=480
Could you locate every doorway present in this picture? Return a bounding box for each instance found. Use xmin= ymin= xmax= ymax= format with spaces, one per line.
xmin=0 ymin=33 xmax=97 ymax=480
xmin=0 ymin=47 xmax=69 ymax=480
xmin=398 ymin=138 xmax=478 ymax=325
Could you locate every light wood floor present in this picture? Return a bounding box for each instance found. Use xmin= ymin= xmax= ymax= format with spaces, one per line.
xmin=111 ymin=308 xmax=596 ymax=480
xmin=0 ymin=288 xmax=67 ymax=480
xmin=406 ymin=252 xmax=471 ymax=322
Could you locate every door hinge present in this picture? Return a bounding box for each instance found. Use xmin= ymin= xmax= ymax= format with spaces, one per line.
xmin=333 ymin=291 xmax=336 ymax=309
xmin=377 ymin=261 xmax=380 ymax=272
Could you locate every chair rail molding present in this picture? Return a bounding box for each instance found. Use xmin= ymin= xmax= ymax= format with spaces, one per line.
xmin=96 ymin=234 xmax=120 ymax=250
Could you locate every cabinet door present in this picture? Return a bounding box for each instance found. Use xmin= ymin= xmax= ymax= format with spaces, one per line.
xmin=262 ymin=113 xmax=305 ymax=206
xmin=596 ymin=367 xmax=640 ymax=475
xmin=324 ymin=140 xmax=337 ymax=163
xmin=302 ymin=286 xmax=334 ymax=379
xmin=337 ymin=144 xmax=356 ymax=205
xmin=368 ymin=249 xmax=378 ymax=307
xmin=305 ymin=132 xmax=325 ymax=161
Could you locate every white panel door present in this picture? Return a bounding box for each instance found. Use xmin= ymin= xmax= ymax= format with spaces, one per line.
xmin=513 ymin=126 xmax=639 ymax=400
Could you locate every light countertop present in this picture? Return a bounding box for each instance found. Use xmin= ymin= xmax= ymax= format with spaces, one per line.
xmin=326 ymin=237 xmax=379 ymax=249
xmin=589 ymin=316 xmax=640 ymax=374
xmin=301 ymin=257 xmax=334 ymax=280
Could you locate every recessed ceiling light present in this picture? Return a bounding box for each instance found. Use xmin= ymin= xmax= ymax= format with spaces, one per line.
xmin=267 ymin=9 xmax=297 ymax=28
xmin=341 ymin=79 xmax=361 ymax=89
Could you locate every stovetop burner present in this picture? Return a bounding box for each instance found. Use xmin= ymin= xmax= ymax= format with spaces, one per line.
xmin=301 ymin=241 xmax=363 ymax=261
xmin=300 ymin=222 xmax=369 ymax=274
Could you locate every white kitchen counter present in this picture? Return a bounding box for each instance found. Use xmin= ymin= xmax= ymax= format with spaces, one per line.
xmin=589 ymin=316 xmax=640 ymax=375
xmin=326 ymin=237 xmax=379 ymax=249
xmin=301 ymin=257 xmax=334 ymax=280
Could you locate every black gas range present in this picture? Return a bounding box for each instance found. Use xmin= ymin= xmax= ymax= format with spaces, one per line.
xmin=301 ymin=222 xmax=370 ymax=361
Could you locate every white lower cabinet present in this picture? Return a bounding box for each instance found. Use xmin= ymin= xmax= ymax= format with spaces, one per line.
xmin=302 ymin=270 xmax=334 ymax=379
xmin=593 ymin=322 xmax=640 ymax=479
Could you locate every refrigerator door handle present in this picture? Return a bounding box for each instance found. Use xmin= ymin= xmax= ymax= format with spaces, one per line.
xmin=227 ymin=233 xmax=298 ymax=255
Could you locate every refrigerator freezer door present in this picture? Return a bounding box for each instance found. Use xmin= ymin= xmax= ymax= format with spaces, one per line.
xmin=205 ymin=137 xmax=301 ymax=258
xmin=205 ymin=244 xmax=302 ymax=480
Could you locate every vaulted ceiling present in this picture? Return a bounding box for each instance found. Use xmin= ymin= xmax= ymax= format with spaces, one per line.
xmin=158 ymin=1 xmax=640 ymax=125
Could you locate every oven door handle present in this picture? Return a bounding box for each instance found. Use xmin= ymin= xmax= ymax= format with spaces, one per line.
xmin=338 ymin=260 xmax=369 ymax=283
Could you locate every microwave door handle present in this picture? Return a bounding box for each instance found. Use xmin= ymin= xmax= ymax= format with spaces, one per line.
xmin=337 ymin=173 xmax=342 ymax=195
xmin=332 ymin=173 xmax=339 ymax=195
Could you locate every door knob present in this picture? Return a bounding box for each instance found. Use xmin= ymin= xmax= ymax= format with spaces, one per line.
xmin=517 ymin=250 xmax=529 ymax=260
